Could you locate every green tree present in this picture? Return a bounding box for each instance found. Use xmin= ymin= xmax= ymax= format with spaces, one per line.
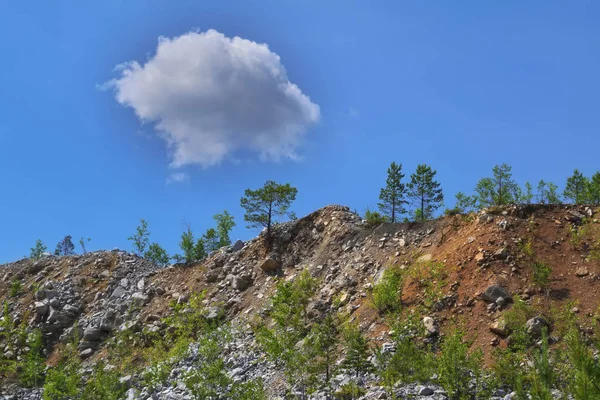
xmin=20 ymin=330 xmax=46 ymax=388
xmin=309 ymin=313 xmax=339 ymax=388
xmin=202 ymin=228 xmax=220 ymax=253
xmin=54 ymin=235 xmax=75 ymax=256
xmin=30 ymin=239 xmax=47 ymax=259
xmin=564 ymin=169 xmax=590 ymax=204
xmin=587 ymin=172 xmax=600 ymax=205
xmin=177 ymin=225 xmax=206 ymax=263
xmin=79 ymin=237 xmax=91 ymax=254
xmin=449 ymin=192 xmax=477 ymax=214
xmin=475 ymin=164 xmax=519 ymax=207
xmin=565 ymin=325 xmax=600 ymax=399
xmin=240 ymin=180 xmax=298 ymax=242
xmin=128 ymin=219 xmax=150 ymax=256
xmin=341 ymin=322 xmax=373 ymax=378
xmin=214 ymin=210 xmax=235 ymax=248
xmin=407 ymin=164 xmax=444 ymax=221
xmin=538 ymin=180 xmax=561 ymax=204
xmin=523 ymin=182 xmax=535 ymax=204
xmin=437 ymin=330 xmax=483 ymax=400
xmin=145 ymin=242 xmax=170 ymax=267
xmin=364 ymin=208 xmax=388 ymax=226
xmin=529 ymin=329 xmax=554 ymax=400
xmin=255 ymin=270 xmax=318 ymax=398
xmin=378 ymin=162 xmax=406 ymax=223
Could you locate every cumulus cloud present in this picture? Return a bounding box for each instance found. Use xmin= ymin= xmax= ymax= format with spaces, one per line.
xmin=105 ymin=29 xmax=320 ymax=168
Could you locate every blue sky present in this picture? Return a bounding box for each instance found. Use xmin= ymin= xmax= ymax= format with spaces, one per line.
xmin=1 ymin=1 xmax=599 ymax=262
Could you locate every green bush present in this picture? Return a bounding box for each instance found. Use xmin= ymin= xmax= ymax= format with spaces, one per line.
xmin=42 ymin=364 xmax=80 ymax=400
xmin=82 ymin=361 xmax=127 ymax=400
xmin=364 ymin=208 xmax=388 ymax=227
xmin=9 ymin=279 xmax=22 ymax=297
xmin=437 ymin=330 xmax=483 ymax=400
xmin=371 ymin=267 xmax=404 ymax=314
xmin=20 ymin=330 xmax=46 ymax=388
xmin=531 ymin=261 xmax=551 ymax=292
xmin=144 ymin=242 xmax=170 ymax=267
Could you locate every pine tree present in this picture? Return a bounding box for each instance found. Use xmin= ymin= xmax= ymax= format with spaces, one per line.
xmin=240 ymin=180 xmax=297 ymax=243
xmin=523 ymin=182 xmax=534 ymax=204
xmin=378 ymin=162 xmax=406 ymax=223
xmin=587 ymin=172 xmax=600 ymax=205
xmin=144 ymin=243 xmax=170 ymax=267
xmin=475 ymin=164 xmax=519 ymax=207
xmin=564 ymin=169 xmax=589 ymax=204
xmin=214 ymin=210 xmax=235 ymax=248
xmin=54 ymin=235 xmax=75 ymax=256
xmin=202 ymin=228 xmax=220 ymax=253
xmin=30 ymin=240 xmax=47 ymax=259
xmin=341 ymin=323 xmax=373 ymax=378
xmin=407 ymin=164 xmax=443 ymax=221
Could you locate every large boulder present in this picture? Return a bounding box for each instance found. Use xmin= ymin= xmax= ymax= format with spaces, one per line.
xmin=481 ymin=285 xmax=511 ymax=303
xmin=259 ymin=256 xmax=281 ymax=272
xmin=230 ymin=276 xmax=250 ymax=291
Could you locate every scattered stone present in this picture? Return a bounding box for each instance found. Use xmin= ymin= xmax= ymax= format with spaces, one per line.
xmin=481 ymin=285 xmax=511 ymax=303
xmin=259 ymin=256 xmax=281 ymax=272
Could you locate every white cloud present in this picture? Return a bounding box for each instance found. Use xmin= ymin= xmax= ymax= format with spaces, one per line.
xmin=166 ymin=172 xmax=189 ymax=185
xmin=105 ymin=29 xmax=320 ymax=168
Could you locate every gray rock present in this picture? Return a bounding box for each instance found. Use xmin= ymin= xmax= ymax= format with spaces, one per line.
xmin=259 ymin=256 xmax=281 ymax=272
xmin=231 ymin=276 xmax=250 ymax=291
xmin=481 ymin=285 xmax=510 ymax=303
xmin=526 ymin=316 xmax=549 ymax=338
xmin=131 ymin=292 xmax=149 ymax=307
xmin=110 ymin=286 xmax=127 ymax=299
xmin=231 ymin=240 xmax=244 ymax=252
xmin=423 ymin=316 xmax=438 ymax=336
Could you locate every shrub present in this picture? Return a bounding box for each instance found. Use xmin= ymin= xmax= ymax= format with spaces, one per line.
xmin=128 ymin=219 xmax=150 ymax=256
xmin=371 ymin=267 xmax=404 ymax=314
xmin=334 ymin=382 xmax=366 ymax=399
xmin=364 ymin=208 xmax=388 ymax=227
xmin=82 ymin=361 xmax=127 ymax=400
xmin=42 ymin=364 xmax=80 ymax=400
xmin=9 ymin=279 xmax=22 ymax=297
xmin=565 ymin=325 xmax=600 ymax=399
xmin=437 ymin=330 xmax=483 ymax=400
xmin=144 ymin=242 xmax=170 ymax=267
xmin=531 ymin=261 xmax=551 ymax=292
xmin=20 ymin=329 xmax=46 ymax=388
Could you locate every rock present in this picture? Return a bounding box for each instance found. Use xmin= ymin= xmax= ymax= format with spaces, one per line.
xmin=281 ymin=232 xmax=292 ymax=242
xmin=481 ymin=285 xmax=511 ymax=303
xmin=131 ymin=292 xmax=149 ymax=306
xmin=110 ymin=286 xmax=127 ymax=299
xmin=231 ymin=276 xmax=250 ymax=291
xmin=475 ymin=252 xmax=486 ymax=265
xmin=417 ymin=386 xmax=434 ymax=396
xmin=137 ymin=278 xmax=145 ymax=290
xmin=99 ymin=269 xmax=110 ymax=279
xmin=495 ymin=297 xmax=506 ymax=308
xmin=205 ymin=306 xmax=222 ymax=321
xmin=82 ymin=326 xmax=106 ymax=342
xmin=494 ymin=247 xmax=508 ymax=260
xmin=259 ymin=256 xmax=281 ymax=272
xmin=490 ymin=319 xmax=508 ymax=336
xmin=79 ymin=348 xmax=93 ymax=359
xmin=231 ymin=240 xmax=244 ymax=252
xmin=526 ymin=316 xmax=549 ymax=338
xmin=576 ymin=267 xmax=589 ymax=277
xmin=206 ymin=269 xmax=219 ymax=283
xmin=423 ymin=316 xmax=438 ymax=336
xmin=34 ymin=301 xmax=49 ymax=319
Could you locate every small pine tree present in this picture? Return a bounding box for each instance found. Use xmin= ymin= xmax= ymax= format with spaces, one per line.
xmin=475 ymin=164 xmax=519 ymax=207
xmin=523 ymin=182 xmax=534 ymax=204
xmin=202 ymin=228 xmax=220 ymax=253
xmin=20 ymin=330 xmax=46 ymax=388
xmin=54 ymin=235 xmax=75 ymax=256
xmin=341 ymin=322 xmax=373 ymax=378
xmin=378 ymin=162 xmax=406 ymax=223
xmin=407 ymin=164 xmax=444 ymax=221
xmin=177 ymin=225 xmax=206 ymax=263
xmin=587 ymin=172 xmax=600 ymax=205
xmin=214 ymin=210 xmax=235 ymax=248
xmin=128 ymin=219 xmax=150 ymax=256
xmin=30 ymin=239 xmax=47 ymax=259
xmin=564 ymin=169 xmax=590 ymax=204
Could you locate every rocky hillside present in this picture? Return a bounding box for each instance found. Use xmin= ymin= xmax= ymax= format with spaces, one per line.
xmin=1 ymin=204 xmax=599 ymax=399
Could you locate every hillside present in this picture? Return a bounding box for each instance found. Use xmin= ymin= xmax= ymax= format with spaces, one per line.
xmin=1 ymin=204 xmax=599 ymax=399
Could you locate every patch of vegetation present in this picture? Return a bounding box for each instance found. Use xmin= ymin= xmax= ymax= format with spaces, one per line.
xmin=370 ymin=266 xmax=404 ymax=315
xmin=9 ymin=279 xmax=22 ymax=297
